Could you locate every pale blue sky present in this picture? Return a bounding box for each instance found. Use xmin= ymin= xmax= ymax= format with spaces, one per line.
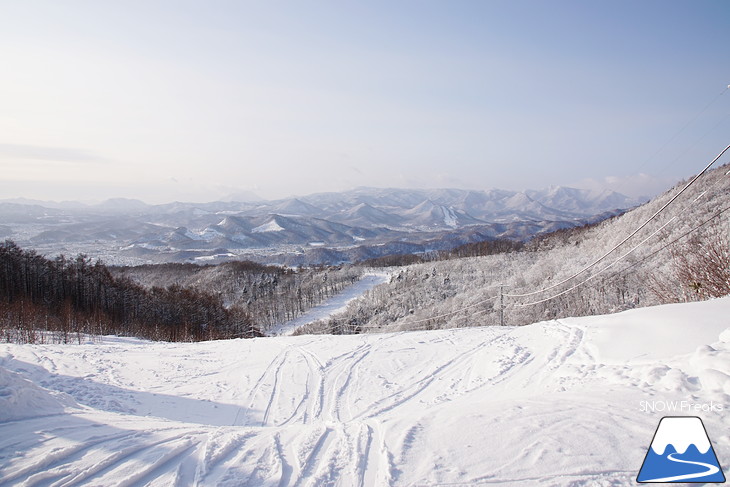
xmin=1 ymin=1 xmax=729 ymax=203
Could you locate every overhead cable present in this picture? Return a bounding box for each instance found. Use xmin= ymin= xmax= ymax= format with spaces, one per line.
xmin=513 ymin=171 xmax=730 ymax=307
xmin=602 ymin=204 xmax=730 ymax=283
xmin=512 ymin=217 xmax=675 ymax=307
xmin=505 ymin=142 xmax=730 ymax=299
xmin=397 ymin=292 xmax=499 ymax=328
xmin=637 ymin=85 xmax=729 ymax=174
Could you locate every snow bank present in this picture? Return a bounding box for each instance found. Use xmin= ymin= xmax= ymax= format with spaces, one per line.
xmin=0 ymin=365 xmax=76 ymax=422
xmin=574 ymin=297 xmax=730 ymax=362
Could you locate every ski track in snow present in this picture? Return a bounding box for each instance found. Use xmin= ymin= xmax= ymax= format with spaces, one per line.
xmin=1 ymin=297 xmax=729 ymax=486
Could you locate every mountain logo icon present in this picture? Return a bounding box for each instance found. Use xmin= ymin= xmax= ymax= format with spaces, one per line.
xmin=637 ymin=416 xmax=726 ymax=483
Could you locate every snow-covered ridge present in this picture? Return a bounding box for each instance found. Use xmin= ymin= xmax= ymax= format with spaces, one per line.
xmin=0 ymin=184 xmax=639 ymax=265
xmin=252 ymin=219 xmax=285 ymax=233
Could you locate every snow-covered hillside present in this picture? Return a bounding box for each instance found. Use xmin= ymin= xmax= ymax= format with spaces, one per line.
xmin=1 ymin=297 xmax=728 ymax=486
xmin=323 ymin=163 xmax=729 ymax=332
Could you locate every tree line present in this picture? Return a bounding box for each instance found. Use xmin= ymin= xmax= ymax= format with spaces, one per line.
xmin=357 ymin=238 xmax=524 ymax=267
xmin=111 ymin=260 xmax=363 ymax=332
xmin=0 ymin=240 xmax=260 ymax=343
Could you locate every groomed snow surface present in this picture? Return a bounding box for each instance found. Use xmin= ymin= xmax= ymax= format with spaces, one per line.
xmin=1 ymin=297 xmax=729 ymax=486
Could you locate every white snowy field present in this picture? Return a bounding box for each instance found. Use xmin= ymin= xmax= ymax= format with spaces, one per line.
xmin=1 ymin=297 xmax=728 ymax=486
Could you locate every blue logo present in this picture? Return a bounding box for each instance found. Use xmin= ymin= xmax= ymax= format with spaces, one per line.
xmin=637 ymin=416 xmax=726 ymax=483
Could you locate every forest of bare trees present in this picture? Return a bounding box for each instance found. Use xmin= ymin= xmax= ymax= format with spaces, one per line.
xmin=0 ymin=240 xmax=259 ymax=343
xmin=112 ymin=260 xmax=362 ymax=332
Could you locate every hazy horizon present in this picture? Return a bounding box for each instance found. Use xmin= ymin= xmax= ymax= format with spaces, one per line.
xmin=0 ymin=178 xmax=659 ymax=207
xmin=2 ymin=1 xmax=729 ymax=205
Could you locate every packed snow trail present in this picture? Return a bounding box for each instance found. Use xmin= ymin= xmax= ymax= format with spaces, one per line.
xmin=1 ymin=297 xmax=729 ymax=486
xmin=268 ymin=272 xmax=389 ymax=336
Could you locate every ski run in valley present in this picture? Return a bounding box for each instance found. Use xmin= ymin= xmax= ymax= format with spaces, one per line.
xmin=1 ymin=297 xmax=729 ymax=486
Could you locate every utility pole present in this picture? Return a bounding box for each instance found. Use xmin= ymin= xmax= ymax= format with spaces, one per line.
xmin=499 ymin=284 xmax=504 ymax=326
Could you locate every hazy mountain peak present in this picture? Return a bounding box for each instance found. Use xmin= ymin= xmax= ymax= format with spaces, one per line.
xmin=221 ymin=190 xmax=264 ymax=203
xmin=96 ymin=198 xmax=149 ymax=210
xmin=273 ymin=198 xmax=323 ymax=216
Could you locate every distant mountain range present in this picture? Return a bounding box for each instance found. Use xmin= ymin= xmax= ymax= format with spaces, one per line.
xmin=0 ymin=186 xmax=641 ymax=265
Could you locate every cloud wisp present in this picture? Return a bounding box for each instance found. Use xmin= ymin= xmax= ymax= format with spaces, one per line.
xmin=0 ymin=144 xmax=110 ymax=165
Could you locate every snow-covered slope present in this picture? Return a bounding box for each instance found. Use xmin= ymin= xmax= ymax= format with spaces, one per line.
xmin=329 ymin=163 xmax=729 ymax=332
xmin=1 ymin=297 xmax=728 ymax=486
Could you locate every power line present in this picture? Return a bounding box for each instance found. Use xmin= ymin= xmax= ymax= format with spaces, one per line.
xmin=512 ymin=206 xmax=728 ymax=308
xmin=408 ymin=306 xmax=499 ymax=331
xmin=355 ymin=159 xmax=729 ymax=332
xmin=658 ymin=110 xmax=730 ymax=178
xmin=641 ymin=86 xmax=728 ymax=168
xmin=505 ymin=142 xmax=730 ymax=299
xmin=511 ymin=220 xmax=674 ymax=307
xmin=512 ymin=174 xmax=730 ymax=308
xmin=512 ymin=165 xmax=730 ymax=307
xmin=603 ymin=204 xmax=730 ymax=283
xmin=396 ymin=292 xmax=499 ymax=328
xmin=381 ymin=199 xmax=728 ymax=326
xmin=609 ymin=85 xmax=729 ymax=198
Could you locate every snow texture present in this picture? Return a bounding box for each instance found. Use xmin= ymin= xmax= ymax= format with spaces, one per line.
xmin=0 ymin=297 xmax=728 ymax=486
